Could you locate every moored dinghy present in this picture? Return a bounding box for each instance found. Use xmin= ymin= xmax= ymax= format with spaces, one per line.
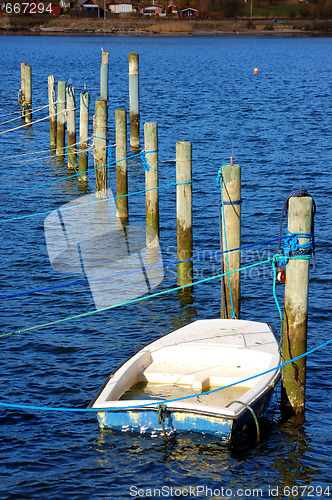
xmin=89 ymin=319 xmax=281 ymax=443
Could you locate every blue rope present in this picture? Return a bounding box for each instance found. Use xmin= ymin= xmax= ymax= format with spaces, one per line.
xmin=0 ymin=238 xmax=283 ymax=299
xmin=1 ymin=178 xmax=195 ymax=224
xmin=176 ymin=181 xmax=193 ymax=186
xmin=0 ymin=337 xmax=330 ymax=413
xmin=271 ymin=250 xmax=312 ymax=353
xmin=92 ymin=135 xmax=108 ymax=141
xmin=0 ymin=181 xmax=177 ymax=224
xmin=277 ymin=231 xmax=313 ymax=270
xmin=283 ymin=230 xmax=313 ymax=254
xmin=2 ymin=149 xmax=158 ymax=197
xmin=0 ymin=236 xmax=286 ymax=300
xmin=271 ymin=254 xmax=285 ymax=347
xmin=278 ymin=188 xmax=316 ymax=270
xmin=0 ymin=258 xmax=274 ymax=339
xmin=140 ymin=151 xmax=151 ymax=171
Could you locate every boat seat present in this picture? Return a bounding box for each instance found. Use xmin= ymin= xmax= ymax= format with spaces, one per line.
xmin=139 ymin=363 xmax=260 ymax=391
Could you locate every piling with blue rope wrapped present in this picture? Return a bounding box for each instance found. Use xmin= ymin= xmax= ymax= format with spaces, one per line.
xmin=279 ymin=190 xmax=315 ymax=416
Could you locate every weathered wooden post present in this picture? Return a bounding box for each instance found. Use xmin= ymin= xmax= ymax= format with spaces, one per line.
xmin=145 ymin=122 xmax=159 ymax=246
xmin=20 ymin=62 xmax=26 ymax=117
xmin=94 ymin=99 xmax=107 ymax=192
xmin=48 ymin=75 xmax=57 ymax=149
xmin=78 ymin=91 xmax=89 ymax=186
xmin=100 ymin=50 xmax=109 ymax=104
xmin=56 ymin=81 xmax=66 ymax=157
xmin=220 ymin=163 xmax=241 ymax=319
xmin=66 ymin=85 xmax=77 ymax=172
xmin=281 ymin=195 xmax=313 ymax=415
xmin=115 ymin=109 xmax=128 ymax=223
xmin=24 ymin=65 xmax=32 ymax=125
xmin=176 ymin=141 xmax=192 ymax=288
xmin=129 ymin=53 xmax=139 ymax=148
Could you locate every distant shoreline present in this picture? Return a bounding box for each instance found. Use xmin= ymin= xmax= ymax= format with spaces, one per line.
xmin=1 ymin=16 xmax=332 ymax=36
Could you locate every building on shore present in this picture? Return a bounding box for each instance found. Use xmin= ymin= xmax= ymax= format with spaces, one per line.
xmin=109 ymin=2 xmax=134 ymax=13
xmin=73 ymin=0 xmax=105 ymax=18
xmin=178 ymin=7 xmax=197 ymax=18
xmin=140 ymin=4 xmax=166 ymax=16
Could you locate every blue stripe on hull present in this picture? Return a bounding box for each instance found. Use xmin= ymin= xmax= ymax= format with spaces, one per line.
xmin=97 ymin=409 xmax=233 ymax=442
xmin=96 ymin=389 xmax=274 ymax=443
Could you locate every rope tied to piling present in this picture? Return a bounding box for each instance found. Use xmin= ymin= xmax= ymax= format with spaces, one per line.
xmin=271 ymin=239 xmax=314 ymax=352
xmin=277 ymin=230 xmax=313 ymax=270
xmin=270 ymin=188 xmax=317 ymax=357
xmin=278 ymin=187 xmax=316 ymax=270
xmin=66 ymin=140 xmax=95 ymax=156
xmin=139 ymin=149 xmax=158 ymax=171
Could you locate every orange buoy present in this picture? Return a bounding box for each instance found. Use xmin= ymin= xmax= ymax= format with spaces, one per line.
xmin=254 ymin=68 xmax=259 ymax=73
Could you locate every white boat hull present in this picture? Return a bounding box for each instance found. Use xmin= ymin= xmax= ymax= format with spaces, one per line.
xmin=90 ymin=319 xmax=281 ymax=443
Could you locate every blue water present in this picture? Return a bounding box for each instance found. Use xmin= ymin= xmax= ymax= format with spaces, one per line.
xmin=0 ymin=35 xmax=331 ymax=499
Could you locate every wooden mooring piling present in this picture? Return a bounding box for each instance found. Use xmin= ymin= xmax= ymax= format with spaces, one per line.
xmin=281 ymin=195 xmax=313 ymax=416
xmin=20 ymin=62 xmax=26 ymax=118
xmin=94 ymin=99 xmax=107 ymax=192
xmin=115 ymin=109 xmax=128 ymax=223
xmin=56 ymin=81 xmax=66 ymax=157
xmin=176 ymin=141 xmax=193 ymax=288
xmin=48 ymin=75 xmax=56 ymax=149
xmin=66 ymin=85 xmax=76 ymax=172
xmin=24 ymin=65 xmax=32 ymax=125
xmin=78 ymin=90 xmax=89 ymax=186
xmin=100 ymin=50 xmax=109 ymax=104
xmin=220 ymin=162 xmax=241 ymax=319
xmin=144 ymin=122 xmax=159 ymax=247
xmin=129 ymin=53 xmax=140 ymax=149
xmin=20 ymin=63 xmax=32 ymax=124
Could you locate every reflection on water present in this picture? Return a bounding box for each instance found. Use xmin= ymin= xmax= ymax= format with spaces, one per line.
xmin=94 ymin=430 xmax=236 ymax=477
xmin=272 ymin=414 xmax=321 ymax=494
xmin=93 ymin=410 xmax=324 ymax=494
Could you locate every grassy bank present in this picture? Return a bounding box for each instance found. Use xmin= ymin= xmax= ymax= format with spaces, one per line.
xmin=0 ymin=15 xmax=332 ymax=35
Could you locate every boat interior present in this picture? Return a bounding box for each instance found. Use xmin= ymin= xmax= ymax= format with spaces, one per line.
xmin=104 ymin=343 xmax=272 ymax=403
